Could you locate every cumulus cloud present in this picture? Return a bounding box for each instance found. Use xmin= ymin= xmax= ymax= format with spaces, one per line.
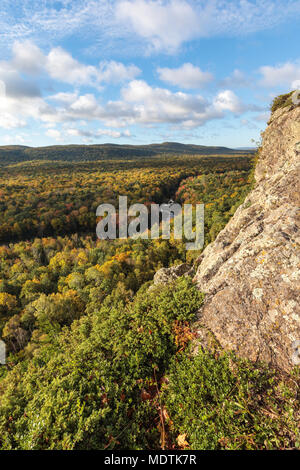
xmin=213 ymin=90 xmax=246 ymax=114
xmin=0 ymin=41 xmax=257 ymax=135
xmin=38 ymin=81 xmax=251 ymax=130
xmin=46 ymin=47 xmax=98 ymax=85
xmin=101 ymin=81 xmax=255 ymax=128
xmin=0 ymin=62 xmax=255 ymax=133
xmin=9 ymin=40 xmax=141 ymax=87
xmin=69 ymin=94 xmax=100 ymax=115
xmin=0 ymin=72 xmax=52 ymax=129
xmin=120 ymin=79 xmax=216 ymax=127
xmin=259 ymin=61 xmax=300 ymax=88
xmin=0 ymin=108 xmax=27 ymax=129
xmin=0 ymin=61 xmax=41 ymax=98
xmin=157 ymin=63 xmax=213 ymax=89
xmin=12 ymin=40 xmax=46 ymax=75
xmin=45 ymin=45 xmax=140 ymax=86
xmin=98 ymin=61 xmax=141 ymax=84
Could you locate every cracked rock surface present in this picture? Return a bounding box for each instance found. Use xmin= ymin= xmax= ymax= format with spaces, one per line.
xmin=194 ymin=105 xmax=300 ymax=371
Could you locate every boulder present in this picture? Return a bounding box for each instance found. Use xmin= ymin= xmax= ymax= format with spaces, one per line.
xmin=153 ymin=263 xmax=191 ymax=286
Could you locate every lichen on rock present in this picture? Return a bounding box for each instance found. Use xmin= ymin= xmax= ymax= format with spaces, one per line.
xmin=152 ymin=263 xmax=191 ymax=286
xmin=193 ymin=103 xmax=300 ymax=372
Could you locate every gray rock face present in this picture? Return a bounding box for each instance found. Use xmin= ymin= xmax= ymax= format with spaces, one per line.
xmin=194 ymin=105 xmax=300 ymax=371
xmin=153 ymin=263 xmax=191 ymax=286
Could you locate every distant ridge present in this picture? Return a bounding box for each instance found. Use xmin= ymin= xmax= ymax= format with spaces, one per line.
xmin=235 ymin=147 xmax=257 ymax=151
xmin=0 ymin=141 xmax=254 ymax=164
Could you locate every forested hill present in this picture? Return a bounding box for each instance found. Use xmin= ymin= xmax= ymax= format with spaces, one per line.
xmin=0 ymin=142 xmax=254 ymax=163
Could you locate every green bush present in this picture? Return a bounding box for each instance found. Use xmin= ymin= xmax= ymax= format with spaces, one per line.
xmin=0 ymin=277 xmax=204 ymax=450
xmin=271 ymin=91 xmax=294 ymax=114
xmin=163 ymin=350 xmax=300 ymax=450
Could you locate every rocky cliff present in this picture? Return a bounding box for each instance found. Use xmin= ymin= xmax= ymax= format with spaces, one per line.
xmin=193 ymin=101 xmax=300 ymax=371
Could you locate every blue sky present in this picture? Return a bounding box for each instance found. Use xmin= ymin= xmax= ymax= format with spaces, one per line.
xmin=0 ymin=0 xmax=300 ymax=148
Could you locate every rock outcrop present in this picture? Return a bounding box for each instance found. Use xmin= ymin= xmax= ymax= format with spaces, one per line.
xmin=193 ymin=103 xmax=300 ymax=371
xmin=153 ymin=263 xmax=191 ymax=286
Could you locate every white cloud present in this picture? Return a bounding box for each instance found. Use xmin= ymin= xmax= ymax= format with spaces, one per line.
xmin=96 ymin=128 xmax=131 ymax=138
xmin=120 ymin=79 xmax=216 ymax=126
xmin=48 ymin=127 xmax=132 ymax=142
xmin=292 ymin=79 xmax=300 ymax=89
xmin=69 ymin=94 xmax=99 ymax=113
xmin=158 ymin=63 xmax=213 ymax=89
xmin=0 ymin=38 xmax=258 ymax=135
xmin=259 ymin=61 xmax=300 ymax=88
xmin=116 ymin=0 xmax=300 ymax=52
xmin=46 ymin=51 xmax=140 ymax=86
xmin=0 ymin=74 xmax=51 ymax=129
xmin=213 ymin=90 xmax=245 ymax=114
xmin=45 ymin=80 xmax=234 ymax=129
xmin=46 ymin=47 xmax=98 ymax=85
xmin=1 ymin=1 xmax=300 ymax=55
xmin=98 ymin=61 xmax=141 ymax=84
xmin=2 ymin=133 xmax=27 ymax=144
xmin=0 ymin=1 xmax=115 ymax=48
xmin=0 ymin=113 xmax=27 ymax=130
xmin=0 ymin=66 xmax=255 ymax=132
xmin=12 ymin=40 xmax=46 ymax=75
xmin=107 ymin=81 xmax=255 ymax=128
xmin=0 ymin=61 xmax=41 ymax=98
xmin=10 ymin=40 xmax=141 ymax=87
xmin=50 ymin=92 xmax=79 ymax=105
xmin=116 ymin=0 xmax=199 ymax=52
